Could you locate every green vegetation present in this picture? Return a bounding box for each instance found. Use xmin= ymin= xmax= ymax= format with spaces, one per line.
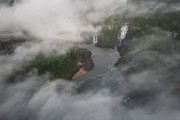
xmin=96 ymin=28 xmax=120 ymax=48
xmin=24 ymin=48 xmax=91 ymax=80
xmin=129 ymin=12 xmax=180 ymax=32
xmin=94 ymin=17 xmax=125 ymax=48
xmin=97 ymin=11 xmax=180 ymax=48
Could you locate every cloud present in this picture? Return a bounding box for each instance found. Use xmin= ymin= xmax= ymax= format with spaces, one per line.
xmin=0 ymin=0 xmax=179 ymax=40
xmin=0 ymin=0 xmax=180 ymax=120
xmin=0 ymin=71 xmax=180 ymax=120
xmin=0 ymin=0 xmax=129 ymax=78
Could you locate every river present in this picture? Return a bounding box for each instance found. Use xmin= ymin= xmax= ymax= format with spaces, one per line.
xmin=0 ymin=42 xmax=165 ymax=120
xmin=72 ymin=44 xmax=127 ymax=94
xmin=76 ymin=44 xmax=120 ymax=80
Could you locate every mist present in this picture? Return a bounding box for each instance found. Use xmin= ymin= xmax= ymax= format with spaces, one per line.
xmin=0 ymin=0 xmax=180 ymax=120
xmin=1 ymin=70 xmax=180 ymax=120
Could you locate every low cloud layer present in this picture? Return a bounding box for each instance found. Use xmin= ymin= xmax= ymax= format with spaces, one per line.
xmin=0 ymin=0 xmax=180 ymax=120
xmin=0 ymin=0 xmax=179 ymax=40
xmin=0 ymin=70 xmax=180 ymax=120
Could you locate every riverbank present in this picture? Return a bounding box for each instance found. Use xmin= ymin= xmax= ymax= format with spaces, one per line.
xmin=12 ymin=47 xmax=94 ymax=81
xmin=72 ymin=69 xmax=88 ymax=80
xmin=72 ymin=57 xmax=94 ymax=80
xmin=74 ymin=44 xmax=120 ymax=82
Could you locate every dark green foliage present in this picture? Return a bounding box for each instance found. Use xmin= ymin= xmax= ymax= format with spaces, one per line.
xmin=95 ymin=11 xmax=180 ymax=48
xmin=129 ymin=11 xmax=180 ymax=32
xmin=25 ymin=48 xmax=91 ymax=80
xmin=96 ymin=28 xmax=120 ymax=48
xmin=95 ymin=18 xmax=126 ymax=48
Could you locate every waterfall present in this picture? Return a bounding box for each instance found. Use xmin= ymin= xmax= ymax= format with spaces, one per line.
xmin=93 ymin=34 xmax=98 ymax=44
